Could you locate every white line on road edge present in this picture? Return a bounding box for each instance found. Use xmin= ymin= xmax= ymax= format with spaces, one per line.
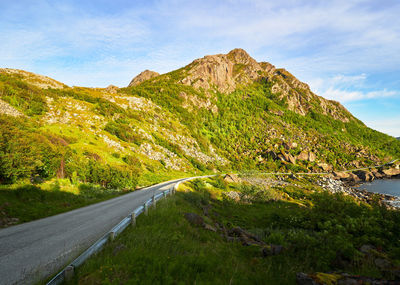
xmin=46 ymin=175 xmax=215 ymax=285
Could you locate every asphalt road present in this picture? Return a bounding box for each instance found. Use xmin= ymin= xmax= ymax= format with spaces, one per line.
xmin=0 ymin=179 xmax=183 ymax=285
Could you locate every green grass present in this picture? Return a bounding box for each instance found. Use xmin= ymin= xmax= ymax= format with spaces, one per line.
xmin=0 ymin=180 xmax=123 ymax=227
xmin=70 ymin=176 xmax=400 ymax=284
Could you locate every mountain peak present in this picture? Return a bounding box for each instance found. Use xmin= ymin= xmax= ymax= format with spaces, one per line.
xmin=179 ymin=48 xmax=267 ymax=93
xmin=226 ymin=48 xmax=256 ymax=65
xmin=128 ymin=70 xmax=159 ymax=87
xmin=176 ymin=49 xmax=353 ymax=122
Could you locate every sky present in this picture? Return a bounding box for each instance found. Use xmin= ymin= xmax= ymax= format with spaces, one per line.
xmin=0 ymin=0 xmax=399 ymax=137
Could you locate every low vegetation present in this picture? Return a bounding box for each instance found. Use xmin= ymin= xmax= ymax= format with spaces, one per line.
xmin=71 ymin=176 xmax=400 ymax=284
xmin=1 ymin=49 xmax=399 ymax=228
xmin=0 ymin=180 xmax=123 ymax=227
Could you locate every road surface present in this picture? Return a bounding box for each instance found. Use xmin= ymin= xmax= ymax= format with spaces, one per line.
xmin=0 ymin=179 xmax=183 ymax=285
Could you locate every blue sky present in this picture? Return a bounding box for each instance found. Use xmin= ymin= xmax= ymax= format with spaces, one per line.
xmin=0 ymin=0 xmax=399 ymax=137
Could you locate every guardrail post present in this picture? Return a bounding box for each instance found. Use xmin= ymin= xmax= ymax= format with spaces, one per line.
xmin=144 ymin=202 xmax=148 ymax=215
xmin=163 ymin=191 xmax=167 ymax=198
xmin=152 ymin=195 xmax=156 ymax=208
xmin=64 ymin=265 xmax=74 ymax=281
xmin=110 ymin=231 xmax=115 ymax=241
xmin=131 ymin=212 xmax=136 ymax=226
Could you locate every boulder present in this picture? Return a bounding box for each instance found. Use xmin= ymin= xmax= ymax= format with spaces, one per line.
xmin=261 ymin=244 xmax=284 ymax=256
xmin=347 ymin=173 xmax=361 ymax=184
xmin=203 ymin=223 xmax=217 ymax=232
xmin=371 ymin=169 xmax=384 ymax=179
xmin=223 ymin=174 xmax=241 ymax=183
xmin=296 ymin=273 xmax=317 ymax=285
xmin=297 ymin=151 xmax=316 ymax=162
xmin=333 ymin=171 xmax=350 ymax=180
xmin=297 ymin=151 xmax=309 ymax=161
xmin=228 ymin=227 xmax=264 ymax=246
xmin=309 ymin=152 xmax=316 ymax=162
xmin=354 ymin=170 xmax=374 ymax=182
xmin=317 ymin=163 xmax=332 ymax=172
xmin=281 ymin=152 xmax=296 ymax=164
xmin=382 ymin=168 xmax=400 ymax=177
xmin=184 ymin=213 xmax=204 ymax=226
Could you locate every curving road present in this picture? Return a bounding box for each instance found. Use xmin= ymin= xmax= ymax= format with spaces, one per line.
xmin=0 ymin=179 xmax=185 ymax=285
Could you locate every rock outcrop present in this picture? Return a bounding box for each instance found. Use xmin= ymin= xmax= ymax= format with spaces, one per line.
xmin=178 ymin=48 xmax=354 ymax=122
xmin=128 ymin=70 xmax=159 ymax=87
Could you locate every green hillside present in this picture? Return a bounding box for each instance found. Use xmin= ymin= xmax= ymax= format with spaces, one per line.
xmin=1 ymin=49 xmax=399 ymax=190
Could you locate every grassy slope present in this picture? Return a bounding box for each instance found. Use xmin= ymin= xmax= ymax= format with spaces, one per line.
xmin=124 ymin=76 xmax=400 ymax=171
xmin=71 ymin=176 xmax=400 ymax=284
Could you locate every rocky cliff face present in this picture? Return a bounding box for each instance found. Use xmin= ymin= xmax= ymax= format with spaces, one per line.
xmin=128 ymin=70 xmax=159 ymax=87
xmin=179 ymin=48 xmax=268 ymax=93
xmin=178 ymin=49 xmax=353 ymax=122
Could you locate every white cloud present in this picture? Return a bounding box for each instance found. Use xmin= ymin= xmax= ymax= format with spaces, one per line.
xmin=308 ymin=74 xmax=399 ymax=102
xmin=363 ymin=116 xmax=400 ymax=138
xmin=321 ymin=88 xmax=397 ymax=102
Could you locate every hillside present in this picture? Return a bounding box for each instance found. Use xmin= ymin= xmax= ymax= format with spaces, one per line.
xmin=1 ymin=49 xmax=400 ymax=190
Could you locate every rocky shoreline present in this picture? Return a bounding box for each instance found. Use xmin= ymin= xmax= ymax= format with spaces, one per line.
xmin=318 ymin=177 xmax=400 ymax=209
xmin=319 ymin=161 xmax=400 ymax=209
xmin=332 ymin=160 xmax=400 ymax=186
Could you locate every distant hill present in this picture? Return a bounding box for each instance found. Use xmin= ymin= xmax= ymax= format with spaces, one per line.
xmin=1 ymin=49 xmax=399 ymax=188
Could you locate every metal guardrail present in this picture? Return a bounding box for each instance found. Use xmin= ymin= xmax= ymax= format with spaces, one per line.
xmin=46 ymin=188 xmax=173 ymax=285
xmin=46 ymin=175 xmax=214 ymax=285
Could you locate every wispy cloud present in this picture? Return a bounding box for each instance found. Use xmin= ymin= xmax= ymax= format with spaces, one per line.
xmin=308 ymin=74 xmax=399 ymax=102
xmin=321 ymin=88 xmax=397 ymax=102
xmin=0 ymin=0 xmax=399 ymax=136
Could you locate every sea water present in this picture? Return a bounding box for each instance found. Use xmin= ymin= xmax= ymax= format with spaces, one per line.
xmin=358 ymin=179 xmax=400 ymax=197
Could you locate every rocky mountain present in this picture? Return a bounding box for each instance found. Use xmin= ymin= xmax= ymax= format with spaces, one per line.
xmin=1 ymin=49 xmax=399 ymax=188
xmin=128 ymin=70 xmax=159 ymax=87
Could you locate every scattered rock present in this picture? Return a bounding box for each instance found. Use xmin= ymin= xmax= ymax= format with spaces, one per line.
xmin=228 ymin=227 xmax=265 ymax=246
xmin=0 ymin=99 xmax=24 ymax=117
xmin=223 ymin=191 xmax=241 ymax=202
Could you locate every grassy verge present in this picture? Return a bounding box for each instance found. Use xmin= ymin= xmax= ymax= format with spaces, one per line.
xmin=0 ymin=179 xmax=124 ymax=227
xmin=71 ymin=176 xmax=400 ymax=284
